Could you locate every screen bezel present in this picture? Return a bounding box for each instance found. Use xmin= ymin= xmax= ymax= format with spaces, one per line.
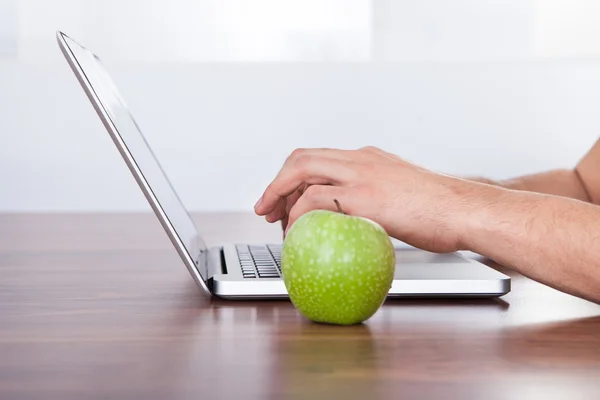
xmin=56 ymin=31 xmax=211 ymax=295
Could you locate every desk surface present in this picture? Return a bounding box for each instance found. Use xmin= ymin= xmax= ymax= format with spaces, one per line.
xmin=1 ymin=213 xmax=600 ymax=400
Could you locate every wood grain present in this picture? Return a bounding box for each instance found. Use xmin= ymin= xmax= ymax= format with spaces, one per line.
xmin=1 ymin=213 xmax=599 ymax=400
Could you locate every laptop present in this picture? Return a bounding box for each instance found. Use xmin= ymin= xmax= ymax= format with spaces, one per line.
xmin=56 ymin=31 xmax=510 ymax=299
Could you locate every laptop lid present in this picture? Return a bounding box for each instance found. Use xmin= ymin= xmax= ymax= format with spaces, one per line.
xmin=56 ymin=31 xmax=211 ymax=295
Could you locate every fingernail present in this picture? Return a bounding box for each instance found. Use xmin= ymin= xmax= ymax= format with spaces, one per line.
xmin=254 ymin=196 xmax=263 ymax=210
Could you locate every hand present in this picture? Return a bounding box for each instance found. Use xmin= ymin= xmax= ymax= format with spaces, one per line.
xmin=254 ymin=146 xmax=481 ymax=253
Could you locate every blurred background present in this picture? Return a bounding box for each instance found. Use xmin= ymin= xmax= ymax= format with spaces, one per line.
xmin=1 ymin=0 xmax=600 ymax=212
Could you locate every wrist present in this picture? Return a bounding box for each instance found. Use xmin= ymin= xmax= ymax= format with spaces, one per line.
xmin=455 ymin=180 xmax=547 ymax=256
xmin=445 ymin=177 xmax=511 ymax=251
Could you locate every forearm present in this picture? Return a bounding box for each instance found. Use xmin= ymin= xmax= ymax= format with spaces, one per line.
xmin=460 ymin=184 xmax=600 ymax=303
xmin=470 ymin=169 xmax=591 ymax=203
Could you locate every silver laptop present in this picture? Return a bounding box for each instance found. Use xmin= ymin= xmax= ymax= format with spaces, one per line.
xmin=56 ymin=31 xmax=510 ymax=300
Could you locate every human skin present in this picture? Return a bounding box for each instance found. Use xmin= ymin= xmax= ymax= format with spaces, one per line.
xmin=254 ymin=145 xmax=600 ymax=304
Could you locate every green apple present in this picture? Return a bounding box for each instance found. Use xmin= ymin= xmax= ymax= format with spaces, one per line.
xmin=281 ymin=200 xmax=396 ymax=325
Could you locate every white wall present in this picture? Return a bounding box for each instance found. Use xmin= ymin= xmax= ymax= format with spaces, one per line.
xmin=1 ymin=0 xmax=600 ymax=212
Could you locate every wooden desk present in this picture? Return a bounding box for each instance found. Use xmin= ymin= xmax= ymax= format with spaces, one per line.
xmin=1 ymin=213 xmax=600 ymax=400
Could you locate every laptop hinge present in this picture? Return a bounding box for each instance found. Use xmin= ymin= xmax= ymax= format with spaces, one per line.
xmin=206 ymin=246 xmax=225 ymax=278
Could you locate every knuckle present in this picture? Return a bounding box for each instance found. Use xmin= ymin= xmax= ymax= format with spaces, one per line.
xmin=265 ymin=182 xmax=284 ymax=198
xmin=303 ymin=184 xmax=322 ymax=200
xmin=289 ymin=148 xmax=307 ymax=160
xmin=265 ymin=182 xmax=277 ymax=195
xmin=360 ymin=145 xmax=380 ymax=153
xmin=294 ymin=154 xmax=314 ymax=171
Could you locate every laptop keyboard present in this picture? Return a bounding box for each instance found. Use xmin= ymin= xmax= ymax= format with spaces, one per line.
xmin=236 ymin=244 xmax=282 ymax=279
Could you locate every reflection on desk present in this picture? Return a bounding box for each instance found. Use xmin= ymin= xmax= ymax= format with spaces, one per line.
xmin=0 ymin=213 xmax=599 ymax=400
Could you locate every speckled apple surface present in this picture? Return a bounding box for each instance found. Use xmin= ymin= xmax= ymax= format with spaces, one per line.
xmin=281 ymin=209 xmax=396 ymax=325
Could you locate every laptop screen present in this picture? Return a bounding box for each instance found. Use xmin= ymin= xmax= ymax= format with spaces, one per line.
xmin=58 ymin=33 xmax=209 ymax=287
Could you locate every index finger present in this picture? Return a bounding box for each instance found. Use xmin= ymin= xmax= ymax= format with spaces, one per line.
xmin=254 ymin=152 xmax=357 ymax=216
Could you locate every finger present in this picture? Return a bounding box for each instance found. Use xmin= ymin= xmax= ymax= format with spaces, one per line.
xmin=267 ymin=183 xmax=307 ymax=224
xmin=265 ymin=198 xmax=287 ymax=223
xmin=255 ymin=154 xmax=357 ymax=216
xmin=279 ymin=184 xmax=307 ymax=231
xmin=256 ymin=148 xmax=354 ymax=216
xmin=285 ymin=185 xmax=354 ymax=235
xmin=270 ymin=148 xmax=354 ymax=190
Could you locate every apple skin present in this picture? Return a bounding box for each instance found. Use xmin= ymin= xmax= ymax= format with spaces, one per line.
xmin=281 ymin=209 xmax=396 ymax=325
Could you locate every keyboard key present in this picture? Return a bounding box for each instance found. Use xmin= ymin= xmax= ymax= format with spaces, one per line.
xmin=259 ymin=273 xmax=278 ymax=278
xmin=258 ymin=267 xmax=278 ymax=272
xmin=258 ymin=271 xmax=277 ymax=275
